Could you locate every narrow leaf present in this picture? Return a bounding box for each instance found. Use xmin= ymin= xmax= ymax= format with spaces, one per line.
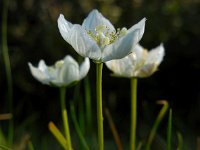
xmin=145 ymin=100 xmax=169 ymax=150
xmin=70 ymin=102 xmax=90 ymax=150
xmin=105 ymin=108 xmax=123 ymax=150
xmin=48 ymin=121 xmax=68 ymax=149
xmin=167 ymin=109 xmax=172 ymax=150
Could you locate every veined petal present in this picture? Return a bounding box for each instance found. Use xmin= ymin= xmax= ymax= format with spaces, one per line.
xmin=82 ymin=9 xmax=115 ymax=33
xmin=102 ymin=28 xmax=142 ymax=62
xmin=28 ymin=62 xmax=50 ymax=84
xmin=146 ymin=44 xmax=165 ymax=65
xmin=58 ymin=14 xmax=73 ymax=43
xmin=68 ymin=25 xmax=102 ymax=60
xmin=79 ymin=57 xmax=90 ymax=80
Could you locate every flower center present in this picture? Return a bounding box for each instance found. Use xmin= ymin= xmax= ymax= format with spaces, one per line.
xmin=87 ymin=25 xmax=127 ymax=48
xmin=55 ymin=60 xmax=64 ymax=68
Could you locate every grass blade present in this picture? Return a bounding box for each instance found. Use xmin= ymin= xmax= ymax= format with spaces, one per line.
xmin=48 ymin=121 xmax=67 ymax=149
xmin=2 ymin=0 xmax=14 ymax=145
xmin=105 ymin=108 xmax=123 ymax=150
xmin=145 ymin=100 xmax=169 ymax=150
xmin=70 ymin=103 xmax=90 ymax=150
xmin=177 ymin=132 xmax=183 ymax=150
xmin=0 ymin=145 xmax=12 ymax=150
xmin=84 ymin=77 xmax=93 ymax=133
xmin=167 ymin=109 xmax=172 ymax=150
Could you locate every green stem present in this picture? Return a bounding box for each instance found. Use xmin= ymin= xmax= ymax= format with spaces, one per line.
xmin=96 ymin=63 xmax=104 ymax=150
xmin=145 ymin=101 xmax=169 ymax=150
xmin=2 ymin=0 xmax=13 ymax=145
xmin=60 ymin=87 xmax=72 ymax=150
xmin=130 ymin=78 xmax=137 ymax=150
xmin=167 ymin=109 xmax=172 ymax=150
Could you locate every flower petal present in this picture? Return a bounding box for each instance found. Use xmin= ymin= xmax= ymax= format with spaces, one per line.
xmin=102 ymin=28 xmax=142 ymax=62
xmin=127 ymin=18 xmax=146 ymax=39
xmin=146 ymin=44 xmax=165 ymax=65
xmin=28 ymin=61 xmax=50 ymax=84
xmin=58 ymin=14 xmax=101 ymax=60
xmin=132 ymin=44 xmax=147 ymax=67
xmin=79 ymin=57 xmax=90 ymax=80
xmin=106 ymin=53 xmax=136 ymax=77
xmin=58 ymin=14 xmax=73 ymax=43
xmin=82 ymin=9 xmax=115 ymax=33
xmin=67 ymin=25 xmax=102 ymax=60
xmin=57 ymin=55 xmax=79 ymax=86
xmin=136 ymin=63 xmax=157 ymax=78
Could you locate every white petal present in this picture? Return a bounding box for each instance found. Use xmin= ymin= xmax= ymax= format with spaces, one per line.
xmin=57 ymin=55 xmax=79 ymax=86
xmin=68 ymin=25 xmax=102 ymax=60
xmin=82 ymin=9 xmax=115 ymax=33
xmin=146 ymin=44 xmax=165 ymax=65
xmin=58 ymin=14 xmax=73 ymax=43
xmin=127 ymin=18 xmax=146 ymax=40
xmin=132 ymin=44 xmax=147 ymax=67
xmin=79 ymin=57 xmax=90 ymax=80
xmin=136 ymin=63 xmax=157 ymax=78
xmin=106 ymin=53 xmax=136 ymax=77
xmin=28 ymin=62 xmax=50 ymax=84
xmin=102 ymin=28 xmax=142 ymax=62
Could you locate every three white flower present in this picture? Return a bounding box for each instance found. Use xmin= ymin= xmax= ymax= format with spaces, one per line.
xmin=29 ymin=9 xmax=164 ymax=86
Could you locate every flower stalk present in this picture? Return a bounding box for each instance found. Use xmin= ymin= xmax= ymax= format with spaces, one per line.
xmin=96 ymin=62 xmax=104 ymax=150
xmin=130 ymin=78 xmax=137 ymax=150
xmin=60 ymin=87 xmax=72 ymax=150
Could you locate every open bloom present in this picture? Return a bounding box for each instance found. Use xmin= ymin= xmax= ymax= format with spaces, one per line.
xmin=58 ymin=9 xmax=146 ymax=62
xmin=106 ymin=44 xmax=165 ymax=78
xmin=28 ymin=55 xmax=90 ymax=87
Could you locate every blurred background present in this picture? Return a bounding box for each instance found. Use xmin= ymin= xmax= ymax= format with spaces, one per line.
xmin=0 ymin=0 xmax=200 ymax=149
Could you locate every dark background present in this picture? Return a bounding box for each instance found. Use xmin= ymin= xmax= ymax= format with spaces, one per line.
xmin=0 ymin=0 xmax=200 ymax=149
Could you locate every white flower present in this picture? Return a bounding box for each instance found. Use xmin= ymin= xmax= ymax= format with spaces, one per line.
xmin=58 ymin=9 xmax=146 ymax=62
xmin=106 ymin=44 xmax=165 ymax=78
xmin=28 ymin=55 xmax=90 ymax=87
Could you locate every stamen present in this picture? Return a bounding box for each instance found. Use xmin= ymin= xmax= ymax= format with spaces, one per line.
xmin=87 ymin=25 xmax=128 ymax=47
